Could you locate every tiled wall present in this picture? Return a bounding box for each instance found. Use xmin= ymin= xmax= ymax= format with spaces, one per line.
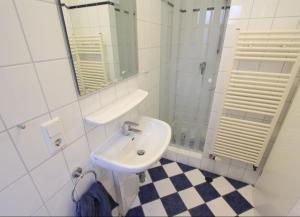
xmin=0 ymin=0 xmax=161 ymax=216
xmin=203 ymin=0 xmax=300 ymax=184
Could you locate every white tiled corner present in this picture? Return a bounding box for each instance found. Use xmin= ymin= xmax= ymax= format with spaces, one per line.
xmin=242 ymin=164 xmax=260 ymax=185
xmin=200 ymin=158 xmax=216 ymax=173
xmin=0 ymin=175 xmax=43 ymax=216
xmin=31 ymin=152 xmax=70 ymax=201
xmin=214 ymin=158 xmax=231 ymax=176
xmin=250 ymin=0 xmax=279 ymax=18
xmin=0 ymin=0 xmax=30 ymax=66
xmin=86 ymin=125 xmax=107 ymax=152
xmin=63 ymin=136 xmax=90 ymax=173
xmin=229 ymin=0 xmax=254 ymax=19
xmin=154 ymin=178 xmax=176 ymax=197
xmin=9 ymin=114 xmax=52 ymax=170
xmin=0 ymin=132 xmax=26 ymax=191
xmin=142 ymin=199 xmax=167 ymax=216
xmin=179 ymin=187 xmax=204 ymax=209
xmin=211 ymin=176 xmax=235 ymax=196
xmin=0 ymin=64 xmax=48 ymax=128
xmin=46 ymin=181 xmax=75 ymax=217
xmin=188 ymin=156 xmax=202 ymax=169
xmin=276 ymin=0 xmax=300 ymax=17
xmin=51 ymin=102 xmax=85 ymax=144
xmin=15 ymin=0 xmax=67 ymax=61
xmin=36 ymin=59 xmax=77 ymax=110
xmin=175 ymin=151 xmax=189 ymax=165
xmin=207 ymin=197 xmax=236 ymax=217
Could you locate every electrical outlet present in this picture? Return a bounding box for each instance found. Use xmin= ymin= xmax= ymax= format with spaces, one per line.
xmin=41 ymin=117 xmax=66 ymax=154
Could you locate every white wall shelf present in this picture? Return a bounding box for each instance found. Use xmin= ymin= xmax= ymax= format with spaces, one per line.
xmin=85 ymin=89 xmax=148 ymax=125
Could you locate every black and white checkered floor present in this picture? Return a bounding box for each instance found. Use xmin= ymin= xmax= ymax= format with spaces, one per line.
xmin=126 ymin=158 xmax=254 ymax=217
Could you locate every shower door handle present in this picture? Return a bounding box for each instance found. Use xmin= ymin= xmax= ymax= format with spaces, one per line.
xmin=199 ymin=62 xmax=206 ymax=75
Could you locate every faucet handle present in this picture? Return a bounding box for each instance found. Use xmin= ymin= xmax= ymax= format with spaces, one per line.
xmin=124 ymin=121 xmax=139 ymax=126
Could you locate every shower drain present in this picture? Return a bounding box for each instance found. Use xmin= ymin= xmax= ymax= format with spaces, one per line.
xmin=137 ymin=149 xmax=145 ymax=156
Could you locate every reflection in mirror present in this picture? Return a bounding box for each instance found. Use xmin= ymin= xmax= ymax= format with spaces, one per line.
xmin=59 ymin=0 xmax=138 ymax=96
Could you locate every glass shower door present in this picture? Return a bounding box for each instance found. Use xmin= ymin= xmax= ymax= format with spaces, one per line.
xmin=162 ymin=0 xmax=229 ymax=152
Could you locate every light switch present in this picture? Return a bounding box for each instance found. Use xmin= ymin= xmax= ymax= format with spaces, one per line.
xmin=41 ymin=117 xmax=66 ymax=154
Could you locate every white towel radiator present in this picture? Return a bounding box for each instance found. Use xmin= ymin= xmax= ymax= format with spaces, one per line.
xmin=69 ymin=34 xmax=109 ymax=95
xmin=212 ymin=30 xmax=300 ymax=168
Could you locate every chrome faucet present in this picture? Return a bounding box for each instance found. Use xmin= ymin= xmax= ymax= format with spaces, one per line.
xmin=122 ymin=121 xmax=142 ymax=136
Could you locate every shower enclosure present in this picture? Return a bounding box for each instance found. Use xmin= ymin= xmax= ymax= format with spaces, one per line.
xmin=160 ymin=0 xmax=229 ymax=152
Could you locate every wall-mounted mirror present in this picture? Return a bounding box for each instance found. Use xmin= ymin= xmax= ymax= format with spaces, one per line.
xmin=59 ymin=0 xmax=138 ymax=96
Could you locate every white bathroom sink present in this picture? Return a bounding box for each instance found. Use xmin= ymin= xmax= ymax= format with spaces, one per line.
xmin=91 ymin=116 xmax=171 ymax=173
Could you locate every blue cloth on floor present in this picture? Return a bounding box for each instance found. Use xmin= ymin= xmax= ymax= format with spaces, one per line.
xmin=76 ymin=181 xmax=118 ymax=217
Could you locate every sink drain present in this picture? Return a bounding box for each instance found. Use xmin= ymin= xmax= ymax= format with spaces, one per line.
xmin=137 ymin=150 xmax=145 ymax=156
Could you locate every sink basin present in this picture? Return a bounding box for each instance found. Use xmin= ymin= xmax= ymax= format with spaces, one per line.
xmin=91 ymin=116 xmax=171 ymax=173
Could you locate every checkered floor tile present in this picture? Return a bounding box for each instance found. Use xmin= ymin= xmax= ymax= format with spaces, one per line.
xmin=126 ymin=158 xmax=254 ymax=217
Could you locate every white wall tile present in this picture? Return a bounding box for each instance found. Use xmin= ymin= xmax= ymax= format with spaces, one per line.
xmin=0 ymin=64 xmax=48 ymax=128
xmin=200 ymin=158 xmax=215 ymax=173
xmin=99 ymin=85 xmax=117 ymax=107
xmin=242 ymin=164 xmax=260 ymax=185
xmin=32 ymin=206 xmax=50 ymax=217
xmin=46 ymin=181 xmax=75 ymax=217
xmin=31 ymin=152 xmax=70 ymax=201
xmin=229 ymin=0 xmax=254 ymax=19
xmin=223 ymin=20 xmax=248 ymax=47
xmin=0 ymin=132 xmax=26 ymax=191
xmin=127 ymin=76 xmax=138 ymax=93
xmin=36 ymin=59 xmax=77 ymax=110
xmin=105 ymin=119 xmax=120 ymax=138
xmin=10 ymin=114 xmax=52 ymax=170
xmin=214 ymin=158 xmax=231 ymax=176
xmin=0 ymin=0 xmax=30 ymax=66
xmin=0 ymin=118 xmax=5 ymax=132
xmin=288 ymin=198 xmax=300 ymax=216
xmin=79 ymin=92 xmax=101 ymax=117
xmin=51 ymin=102 xmax=85 ymax=144
xmin=272 ymin=17 xmax=300 ymax=29
xmin=15 ymin=0 xmax=67 ymax=61
xmin=87 ymin=125 xmax=107 ymax=152
xmin=0 ymin=175 xmax=43 ymax=216
xmin=276 ymin=0 xmax=300 ymax=17
xmin=248 ymin=18 xmax=273 ymax=30
xmin=115 ymin=80 xmax=129 ymax=99
xmin=63 ymin=136 xmax=90 ymax=173
xmin=250 ymin=0 xmax=279 ymax=18
xmin=227 ymin=160 xmax=247 ymax=180
xmin=219 ymin=48 xmax=233 ymax=72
